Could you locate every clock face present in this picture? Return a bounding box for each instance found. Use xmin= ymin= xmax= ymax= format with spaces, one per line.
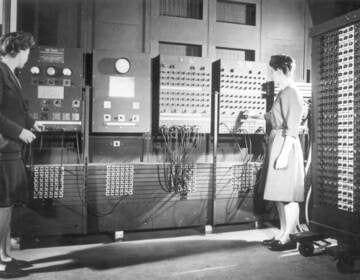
xmin=115 ymin=58 xmax=131 ymax=74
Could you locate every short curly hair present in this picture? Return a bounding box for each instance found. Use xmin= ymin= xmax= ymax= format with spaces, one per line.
xmin=0 ymin=31 xmax=35 ymax=57
xmin=269 ymin=55 xmax=296 ymax=75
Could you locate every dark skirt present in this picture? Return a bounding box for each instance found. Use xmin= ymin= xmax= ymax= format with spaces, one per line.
xmin=0 ymin=153 xmax=29 ymax=207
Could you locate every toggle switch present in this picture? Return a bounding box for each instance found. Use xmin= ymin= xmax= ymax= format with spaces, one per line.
xmin=104 ymin=114 xmax=111 ymax=121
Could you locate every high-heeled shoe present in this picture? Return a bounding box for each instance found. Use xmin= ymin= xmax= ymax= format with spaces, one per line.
xmin=2 ymin=258 xmax=32 ymax=268
xmin=262 ymin=237 xmax=278 ymax=246
xmin=269 ymin=240 xmax=297 ymax=251
xmin=0 ymin=262 xmax=29 ymax=278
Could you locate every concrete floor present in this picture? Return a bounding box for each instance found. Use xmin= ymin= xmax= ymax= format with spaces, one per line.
xmin=8 ymin=228 xmax=360 ymax=280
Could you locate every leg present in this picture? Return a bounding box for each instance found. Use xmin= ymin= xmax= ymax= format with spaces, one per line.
xmin=262 ymin=202 xmax=286 ymax=245
xmin=0 ymin=230 xmax=9 ymax=261
xmin=0 ymin=207 xmax=11 ymax=271
xmin=0 ymin=207 xmax=12 ymax=262
xmin=280 ymin=201 xmax=299 ymax=243
xmin=275 ymin=202 xmax=286 ymax=240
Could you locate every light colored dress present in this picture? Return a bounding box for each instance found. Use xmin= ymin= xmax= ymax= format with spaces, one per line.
xmin=263 ymin=86 xmax=304 ymax=202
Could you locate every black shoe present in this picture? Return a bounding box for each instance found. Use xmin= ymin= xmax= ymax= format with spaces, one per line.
xmin=269 ymin=240 xmax=297 ymax=251
xmin=0 ymin=266 xmax=28 ymax=278
xmin=262 ymin=237 xmax=278 ymax=246
xmin=3 ymin=259 xmax=32 ymax=268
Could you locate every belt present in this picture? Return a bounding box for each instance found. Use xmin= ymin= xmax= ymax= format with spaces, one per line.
xmin=270 ymin=129 xmax=300 ymax=138
xmin=0 ymin=152 xmax=22 ymax=161
xmin=270 ymin=128 xmax=284 ymax=134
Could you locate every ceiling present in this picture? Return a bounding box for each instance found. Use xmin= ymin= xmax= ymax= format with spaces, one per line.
xmin=308 ymin=0 xmax=360 ymax=25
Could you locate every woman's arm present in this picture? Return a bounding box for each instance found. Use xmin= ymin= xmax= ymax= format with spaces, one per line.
xmin=275 ymin=136 xmax=296 ymax=169
xmin=0 ymin=75 xmax=36 ymax=143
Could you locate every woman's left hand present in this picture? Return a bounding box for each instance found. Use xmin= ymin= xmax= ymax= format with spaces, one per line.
xmin=275 ymin=152 xmax=289 ymax=169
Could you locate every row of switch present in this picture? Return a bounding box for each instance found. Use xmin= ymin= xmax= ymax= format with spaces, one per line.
xmin=160 ymin=103 xmax=209 ymax=108
xmin=221 ymin=91 xmax=263 ymax=97
xmin=160 ymin=76 xmax=211 ymax=82
xmin=160 ymin=109 xmax=208 ymax=114
xmin=38 ymin=99 xmax=81 ymax=108
xmin=30 ymin=77 xmax=72 ymax=87
xmin=161 ymin=91 xmax=209 ymax=96
xmin=220 ymin=86 xmax=262 ymax=91
xmin=35 ymin=112 xmax=80 ymax=121
xmin=160 ymin=71 xmax=210 ymax=76
xmin=160 ymin=82 xmax=210 ymax=87
xmin=103 ymin=114 xmax=139 ymax=122
xmin=160 ymin=96 xmax=210 ymax=101
xmin=220 ymin=80 xmax=264 ymax=85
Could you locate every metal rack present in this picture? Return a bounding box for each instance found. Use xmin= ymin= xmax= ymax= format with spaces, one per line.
xmin=294 ymin=8 xmax=360 ymax=273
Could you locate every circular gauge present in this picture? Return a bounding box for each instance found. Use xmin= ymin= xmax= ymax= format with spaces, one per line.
xmin=30 ymin=66 xmax=40 ymax=75
xmin=115 ymin=58 xmax=131 ymax=74
xmin=46 ymin=66 xmax=56 ymax=76
xmin=62 ymin=68 xmax=72 ymax=76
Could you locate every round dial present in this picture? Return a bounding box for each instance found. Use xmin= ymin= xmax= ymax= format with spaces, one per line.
xmin=115 ymin=58 xmax=130 ymax=74
xmin=46 ymin=66 xmax=56 ymax=76
xmin=62 ymin=68 xmax=72 ymax=76
xmin=30 ymin=66 xmax=40 ymax=75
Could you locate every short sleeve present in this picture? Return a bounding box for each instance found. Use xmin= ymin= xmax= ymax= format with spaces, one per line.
xmin=279 ymin=87 xmax=303 ymax=137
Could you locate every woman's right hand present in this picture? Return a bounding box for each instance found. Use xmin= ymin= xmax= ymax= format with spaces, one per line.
xmin=19 ymin=128 xmax=36 ymax=144
xmin=243 ymin=111 xmax=264 ymax=119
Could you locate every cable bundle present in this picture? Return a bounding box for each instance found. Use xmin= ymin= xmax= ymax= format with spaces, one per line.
xmin=159 ymin=125 xmax=204 ymax=194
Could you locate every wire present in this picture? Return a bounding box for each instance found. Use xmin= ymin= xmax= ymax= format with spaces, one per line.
xmin=304 ymin=145 xmax=312 ymax=226
xmin=75 ymin=130 xmax=81 ymax=164
xmin=86 ymin=196 xmax=128 ymax=218
xmin=219 ymin=122 xmax=266 ymax=163
xmin=25 ymin=129 xmax=134 ymax=219
xmin=158 ymin=125 xmax=203 ymax=194
xmin=60 ymin=129 xmax=65 ymax=167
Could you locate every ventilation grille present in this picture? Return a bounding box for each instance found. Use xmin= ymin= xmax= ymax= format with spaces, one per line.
xmin=160 ymin=0 xmax=203 ymax=19
xmin=217 ymin=1 xmax=256 ymax=26
xmin=160 ymin=42 xmax=202 ymax=57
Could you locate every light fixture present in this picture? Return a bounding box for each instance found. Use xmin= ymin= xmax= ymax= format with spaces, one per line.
xmin=30 ymin=66 xmax=40 ymax=75
xmin=115 ymin=58 xmax=131 ymax=74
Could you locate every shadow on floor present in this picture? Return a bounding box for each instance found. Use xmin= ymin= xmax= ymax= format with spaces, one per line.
xmin=26 ymin=239 xmax=259 ymax=273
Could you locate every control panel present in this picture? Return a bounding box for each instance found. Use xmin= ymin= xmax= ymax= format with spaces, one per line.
xmin=19 ymin=47 xmax=83 ymax=131
xmin=92 ymin=50 xmax=151 ymax=133
xmin=314 ymin=23 xmax=360 ymax=213
xmin=31 ymin=165 xmax=64 ymax=199
xmin=105 ymin=164 xmax=134 ymax=196
xmin=218 ymin=60 xmax=267 ymax=134
xmin=152 ymin=55 xmax=212 ymax=133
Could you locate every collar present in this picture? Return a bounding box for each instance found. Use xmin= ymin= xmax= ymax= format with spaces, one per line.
xmin=0 ymin=62 xmax=22 ymax=91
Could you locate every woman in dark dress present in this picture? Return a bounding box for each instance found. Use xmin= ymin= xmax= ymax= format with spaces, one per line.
xmin=0 ymin=31 xmax=40 ymax=277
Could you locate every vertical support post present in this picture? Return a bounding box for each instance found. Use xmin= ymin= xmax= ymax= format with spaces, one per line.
xmin=208 ymin=59 xmax=220 ymax=233
xmin=2 ymin=0 xmax=10 ymax=34
xmin=9 ymin=0 xmax=15 ymax=31
xmin=3 ymin=0 xmax=16 ymax=33
xmin=211 ymin=90 xmax=219 ymax=231
xmin=82 ymin=85 xmax=90 ymax=234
